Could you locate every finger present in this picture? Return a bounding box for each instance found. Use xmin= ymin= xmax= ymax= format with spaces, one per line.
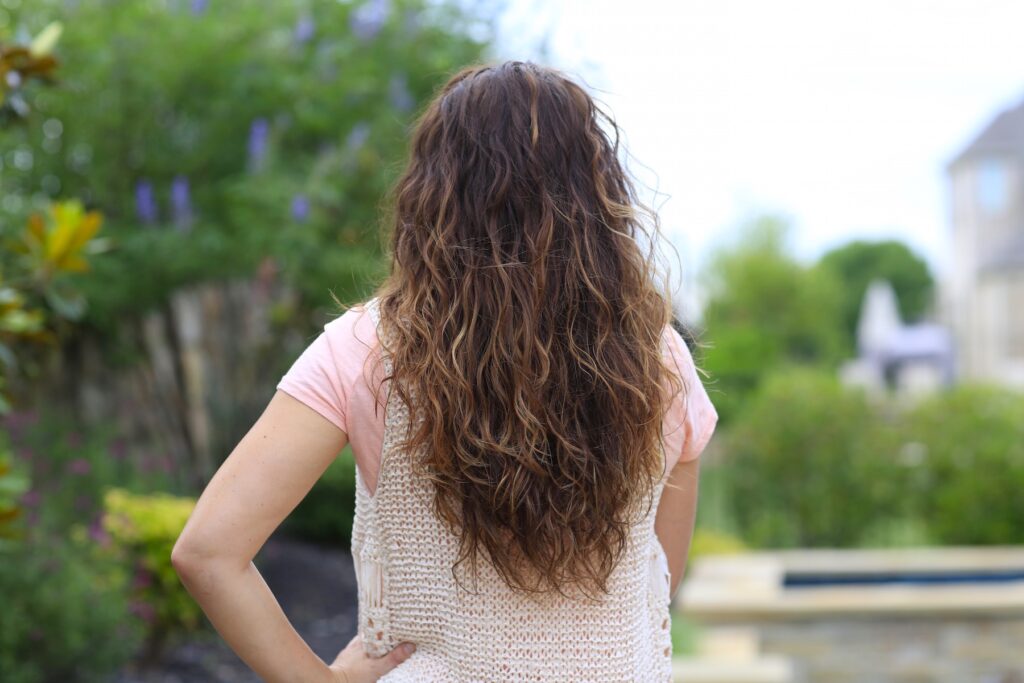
xmin=370 ymin=642 xmax=416 ymax=676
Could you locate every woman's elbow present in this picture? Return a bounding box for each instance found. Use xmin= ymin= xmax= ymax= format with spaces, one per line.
xmin=170 ymin=534 xmax=203 ymax=578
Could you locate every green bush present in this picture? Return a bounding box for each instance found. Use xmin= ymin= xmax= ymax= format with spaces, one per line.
xmin=722 ymin=367 xmax=907 ymax=548
xmin=903 ymin=385 xmax=1024 ymax=545
xmin=0 ymin=536 xmax=142 ymax=683
xmin=3 ymin=0 xmax=489 ymax=331
xmin=0 ymin=447 xmax=29 ymax=544
xmin=102 ymin=487 xmax=200 ymax=661
xmin=2 ymin=409 xmax=173 ymax=533
xmin=286 ymin=452 xmax=357 ymax=547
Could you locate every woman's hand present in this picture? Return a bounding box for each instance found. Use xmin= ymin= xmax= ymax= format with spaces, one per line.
xmin=329 ymin=635 xmax=416 ymax=683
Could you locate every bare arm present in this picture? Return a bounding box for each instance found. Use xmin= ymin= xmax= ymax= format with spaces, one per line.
xmin=654 ymin=456 xmax=700 ymax=598
xmin=171 ymin=390 xmax=413 ymax=683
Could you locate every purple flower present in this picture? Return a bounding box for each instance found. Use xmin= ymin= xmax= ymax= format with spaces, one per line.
xmin=132 ymin=567 xmax=153 ymax=590
xmin=171 ymin=175 xmax=193 ymax=231
xmin=130 ymin=600 xmax=156 ymax=624
xmin=294 ymin=12 xmax=315 ymax=44
xmin=135 ymin=180 xmax=158 ymax=225
xmin=290 ymin=194 xmax=310 ymax=222
xmin=345 ymin=122 xmax=371 ymax=152
xmin=109 ymin=438 xmax=128 ymax=461
xmin=19 ymin=489 xmax=41 ymax=508
xmin=74 ymin=494 xmax=93 ymax=511
xmin=2 ymin=409 xmax=38 ymax=437
xmin=388 ymin=73 xmax=414 ymax=113
xmin=402 ymin=8 xmax=421 ymax=37
xmin=350 ymin=0 xmax=390 ymax=41
xmin=88 ymin=518 xmax=110 ymax=546
xmin=67 ymin=431 xmax=83 ymax=449
xmin=190 ymin=0 xmax=208 ymax=14
xmin=247 ymin=118 xmax=270 ymax=172
xmin=68 ymin=458 xmax=91 ymax=476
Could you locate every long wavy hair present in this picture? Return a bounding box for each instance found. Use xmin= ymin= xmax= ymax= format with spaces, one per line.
xmin=357 ymin=61 xmax=686 ymax=598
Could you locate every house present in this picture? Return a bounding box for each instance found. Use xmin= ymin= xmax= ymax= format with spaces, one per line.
xmin=946 ymin=97 xmax=1024 ymax=388
xmin=840 ymin=280 xmax=954 ymax=397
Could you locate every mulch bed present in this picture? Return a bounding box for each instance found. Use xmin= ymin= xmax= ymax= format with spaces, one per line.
xmin=115 ymin=534 xmax=359 ymax=683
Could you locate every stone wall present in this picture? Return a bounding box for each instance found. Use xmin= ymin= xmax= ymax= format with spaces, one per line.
xmin=753 ymin=616 xmax=1024 ymax=683
xmin=677 ymin=548 xmax=1024 ymax=683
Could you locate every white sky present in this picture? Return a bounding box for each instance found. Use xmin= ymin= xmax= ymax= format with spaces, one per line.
xmin=493 ymin=0 xmax=1024 ymax=307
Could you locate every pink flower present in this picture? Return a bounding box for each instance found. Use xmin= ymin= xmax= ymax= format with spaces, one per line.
xmin=19 ymin=489 xmax=41 ymax=508
xmin=129 ymin=600 xmax=157 ymax=624
xmin=109 ymin=438 xmax=128 ymax=461
xmin=67 ymin=431 xmax=84 ymax=449
xmin=132 ymin=567 xmax=153 ymax=590
xmin=88 ymin=518 xmax=111 ymax=546
xmin=68 ymin=458 xmax=91 ymax=476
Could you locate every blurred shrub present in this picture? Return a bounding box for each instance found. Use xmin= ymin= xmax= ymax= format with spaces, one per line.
xmin=903 ymin=385 xmax=1024 ymax=545
xmin=286 ymin=452 xmax=357 ymax=547
xmin=688 ymin=528 xmax=747 ymax=562
xmin=0 ymin=537 xmax=142 ymax=683
xmin=0 ymin=444 xmax=29 ymax=543
xmin=718 ymin=372 xmax=1024 ymax=549
xmin=700 ymin=217 xmax=847 ymax=423
xmin=102 ymin=487 xmax=200 ymax=661
xmin=723 ymin=368 xmax=906 ymax=548
xmin=0 ymin=22 xmax=61 ymax=124
xmin=3 ymin=0 xmax=489 ymax=331
xmin=3 ymin=409 xmax=172 ymax=534
xmin=0 ymin=200 xmax=106 ymax=408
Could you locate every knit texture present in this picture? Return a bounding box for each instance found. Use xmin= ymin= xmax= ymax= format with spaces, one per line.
xmin=351 ymin=296 xmax=674 ymax=682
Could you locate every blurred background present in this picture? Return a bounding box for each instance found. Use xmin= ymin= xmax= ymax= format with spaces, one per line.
xmin=1 ymin=1 xmax=1022 ymax=681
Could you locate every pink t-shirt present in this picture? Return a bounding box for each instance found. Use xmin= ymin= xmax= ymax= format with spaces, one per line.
xmin=277 ymin=301 xmax=718 ymax=496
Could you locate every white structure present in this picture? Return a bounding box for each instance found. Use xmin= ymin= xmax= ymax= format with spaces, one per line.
xmin=840 ymin=280 xmax=953 ymax=398
xmin=946 ymin=97 xmax=1024 ymax=388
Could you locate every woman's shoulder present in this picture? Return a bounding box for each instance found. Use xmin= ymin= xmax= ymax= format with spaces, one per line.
xmin=322 ymin=298 xmax=382 ymax=362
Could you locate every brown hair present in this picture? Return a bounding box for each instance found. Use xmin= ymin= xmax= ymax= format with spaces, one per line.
xmin=362 ymin=61 xmax=685 ymax=598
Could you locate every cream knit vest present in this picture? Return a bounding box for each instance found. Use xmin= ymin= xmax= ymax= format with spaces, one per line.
xmin=351 ymin=297 xmax=674 ymax=682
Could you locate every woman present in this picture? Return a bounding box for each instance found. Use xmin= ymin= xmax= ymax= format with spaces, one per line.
xmin=172 ymin=61 xmax=717 ymax=682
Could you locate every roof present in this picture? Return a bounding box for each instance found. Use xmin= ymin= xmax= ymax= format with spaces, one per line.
xmin=949 ymin=96 xmax=1024 ymax=169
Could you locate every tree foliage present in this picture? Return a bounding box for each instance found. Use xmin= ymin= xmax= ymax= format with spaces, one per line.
xmin=699 ymin=216 xmax=846 ymax=422
xmin=818 ymin=239 xmax=934 ymax=347
xmin=1 ymin=0 xmax=490 ymax=327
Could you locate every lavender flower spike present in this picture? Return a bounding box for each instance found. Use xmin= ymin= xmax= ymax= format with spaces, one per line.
xmin=294 ymin=13 xmax=315 ymax=44
xmin=248 ymin=118 xmax=270 ymax=173
xmin=291 ymin=195 xmax=311 ymax=223
xmin=351 ymin=0 xmax=390 ymax=41
xmin=135 ymin=179 xmax=157 ymax=225
xmin=346 ymin=122 xmax=371 ymax=152
xmin=389 ymin=73 xmax=414 ymax=113
xmin=171 ymin=175 xmax=194 ymax=232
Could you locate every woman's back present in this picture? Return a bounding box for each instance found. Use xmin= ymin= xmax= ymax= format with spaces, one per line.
xmin=350 ymin=297 xmax=674 ymax=682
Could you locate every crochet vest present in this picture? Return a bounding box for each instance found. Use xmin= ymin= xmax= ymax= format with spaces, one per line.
xmin=351 ymin=297 xmax=674 ymax=682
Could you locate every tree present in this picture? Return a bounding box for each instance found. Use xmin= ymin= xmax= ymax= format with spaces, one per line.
xmin=818 ymin=240 xmax=934 ymax=349
xmin=699 ymin=216 xmax=846 ymax=423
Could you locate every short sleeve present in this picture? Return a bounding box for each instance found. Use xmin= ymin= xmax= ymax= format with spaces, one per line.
xmin=662 ymin=325 xmax=719 ymax=469
xmin=276 ymin=324 xmax=349 ymax=434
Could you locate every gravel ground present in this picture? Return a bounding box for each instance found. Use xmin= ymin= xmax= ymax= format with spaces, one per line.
xmin=114 ymin=534 xmax=359 ymax=683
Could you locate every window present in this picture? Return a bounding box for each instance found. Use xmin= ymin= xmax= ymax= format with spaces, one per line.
xmin=977 ymin=158 xmax=1009 ymax=214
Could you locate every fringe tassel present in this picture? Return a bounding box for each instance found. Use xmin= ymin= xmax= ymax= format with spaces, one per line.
xmin=650 ymin=541 xmax=671 ymax=606
xmin=355 ymin=549 xmax=385 ymax=609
